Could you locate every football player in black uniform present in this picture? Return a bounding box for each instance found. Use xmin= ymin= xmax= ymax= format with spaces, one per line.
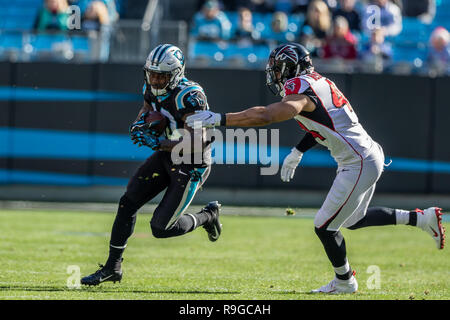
xmin=81 ymin=44 xmax=221 ymax=286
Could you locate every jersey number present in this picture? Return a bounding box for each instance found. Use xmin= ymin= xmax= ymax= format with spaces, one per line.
xmin=325 ymin=79 xmax=349 ymax=108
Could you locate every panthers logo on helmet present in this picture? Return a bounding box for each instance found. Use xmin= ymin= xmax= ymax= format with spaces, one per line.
xmin=276 ymin=45 xmax=299 ymax=64
xmin=173 ymin=49 xmax=185 ymax=65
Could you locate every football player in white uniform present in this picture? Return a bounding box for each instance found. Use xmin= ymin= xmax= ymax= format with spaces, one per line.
xmin=185 ymin=43 xmax=445 ymax=294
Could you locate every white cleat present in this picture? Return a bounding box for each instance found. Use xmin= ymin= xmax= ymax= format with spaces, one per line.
xmin=311 ymin=273 xmax=358 ymax=294
xmin=416 ymin=207 xmax=446 ymax=250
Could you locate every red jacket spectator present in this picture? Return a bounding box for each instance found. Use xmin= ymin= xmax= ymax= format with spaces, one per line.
xmin=322 ymin=16 xmax=357 ymax=59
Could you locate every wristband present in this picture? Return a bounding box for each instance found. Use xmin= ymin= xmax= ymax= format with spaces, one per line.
xmin=220 ymin=113 xmax=227 ymax=126
xmin=295 ymin=133 xmax=318 ymax=153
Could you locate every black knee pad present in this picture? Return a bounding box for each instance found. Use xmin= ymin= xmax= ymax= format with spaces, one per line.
xmin=150 ymin=222 xmax=169 ymax=239
xmin=315 ymin=226 xmax=337 ymax=239
xmin=314 ymin=227 xmax=344 ymax=246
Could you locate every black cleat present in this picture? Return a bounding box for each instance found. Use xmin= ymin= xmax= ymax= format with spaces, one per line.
xmin=81 ymin=264 xmax=122 ymax=286
xmin=202 ymin=201 xmax=222 ymax=242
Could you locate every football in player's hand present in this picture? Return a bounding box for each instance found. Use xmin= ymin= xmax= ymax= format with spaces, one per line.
xmin=144 ymin=111 xmax=167 ymax=136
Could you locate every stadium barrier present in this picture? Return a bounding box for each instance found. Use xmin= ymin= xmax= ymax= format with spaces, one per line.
xmin=0 ymin=61 xmax=449 ymax=202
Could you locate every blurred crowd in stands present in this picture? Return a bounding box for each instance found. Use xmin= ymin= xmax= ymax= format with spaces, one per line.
xmin=189 ymin=0 xmax=450 ymax=74
xmin=35 ymin=0 xmax=118 ymax=32
xmin=32 ymin=0 xmax=119 ymax=60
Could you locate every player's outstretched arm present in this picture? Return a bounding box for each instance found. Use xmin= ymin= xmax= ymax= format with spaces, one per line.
xmin=158 ymin=112 xmax=208 ymax=152
xmin=186 ymin=94 xmax=313 ymax=128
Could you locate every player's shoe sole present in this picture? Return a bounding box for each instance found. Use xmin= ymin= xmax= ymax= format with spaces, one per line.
xmin=202 ymin=201 xmax=222 ymax=242
xmin=421 ymin=207 xmax=445 ymax=250
xmin=81 ymin=265 xmax=123 ymax=286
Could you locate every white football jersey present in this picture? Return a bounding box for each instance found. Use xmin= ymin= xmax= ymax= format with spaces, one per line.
xmin=284 ymin=72 xmax=374 ymax=164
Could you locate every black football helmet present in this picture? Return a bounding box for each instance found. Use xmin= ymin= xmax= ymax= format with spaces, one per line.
xmin=266 ymin=43 xmax=313 ymax=96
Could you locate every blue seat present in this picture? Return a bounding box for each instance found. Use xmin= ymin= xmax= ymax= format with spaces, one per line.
xmin=392 ymin=45 xmax=427 ymax=63
xmin=30 ymin=34 xmax=69 ymax=50
xmin=72 ymin=36 xmax=90 ymax=52
xmin=0 ymin=33 xmax=23 ymax=49
xmin=190 ymin=41 xmax=224 ymax=60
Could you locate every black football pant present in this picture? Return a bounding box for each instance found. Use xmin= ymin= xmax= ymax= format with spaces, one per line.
xmin=106 ymin=151 xmax=210 ymax=268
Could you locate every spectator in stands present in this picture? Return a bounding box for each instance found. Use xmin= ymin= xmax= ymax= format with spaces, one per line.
xmin=402 ymin=0 xmax=435 ymax=24
xmin=322 ymin=16 xmax=358 ymax=59
xmin=82 ymin=1 xmax=111 ymax=31
xmin=36 ymin=0 xmax=70 ymax=31
xmin=191 ymin=0 xmax=232 ymax=41
xmin=360 ymin=27 xmax=392 ymax=61
xmin=299 ymin=0 xmax=331 ymax=56
xmin=265 ymin=11 xmax=297 ymax=44
xmin=426 ymin=27 xmax=450 ymax=74
xmin=234 ymin=7 xmax=259 ymax=42
xmin=362 ymin=0 xmax=402 ymax=37
xmin=333 ymin=0 xmax=362 ymax=33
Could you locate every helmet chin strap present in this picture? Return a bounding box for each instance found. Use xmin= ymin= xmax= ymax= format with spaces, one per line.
xmin=151 ymin=68 xmax=184 ymax=96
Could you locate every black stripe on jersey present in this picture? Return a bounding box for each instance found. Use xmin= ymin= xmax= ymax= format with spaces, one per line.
xmin=299 ymin=87 xmax=335 ymax=131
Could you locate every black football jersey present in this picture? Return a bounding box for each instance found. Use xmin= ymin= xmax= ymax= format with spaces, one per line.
xmin=143 ymin=77 xmax=209 ymax=136
xmin=143 ymin=78 xmax=211 ymax=166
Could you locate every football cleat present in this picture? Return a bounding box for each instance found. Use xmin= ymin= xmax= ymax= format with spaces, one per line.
xmin=81 ymin=264 xmax=123 ymax=286
xmin=416 ymin=207 xmax=445 ymax=249
xmin=311 ymin=272 xmax=358 ymax=294
xmin=202 ymin=201 xmax=222 ymax=242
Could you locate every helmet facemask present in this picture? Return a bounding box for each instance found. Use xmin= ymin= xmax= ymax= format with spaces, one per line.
xmin=144 ymin=45 xmax=186 ymax=96
xmin=266 ymin=57 xmax=301 ymax=97
xmin=265 ymin=43 xmax=314 ymax=96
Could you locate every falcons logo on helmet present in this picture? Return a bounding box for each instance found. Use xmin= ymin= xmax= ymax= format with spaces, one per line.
xmin=275 ymin=45 xmax=299 ymax=64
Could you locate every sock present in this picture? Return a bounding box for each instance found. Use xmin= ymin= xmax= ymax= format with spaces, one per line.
xmin=191 ymin=210 xmax=211 ymax=226
xmin=334 ymin=260 xmax=352 ymax=280
xmin=104 ymin=195 xmax=139 ymax=270
xmin=407 ymin=210 xmax=418 ymax=226
xmin=395 ymin=209 xmax=411 ymax=225
xmin=105 ymin=244 xmax=126 ymax=271
xmin=348 ymin=207 xmax=396 ymax=230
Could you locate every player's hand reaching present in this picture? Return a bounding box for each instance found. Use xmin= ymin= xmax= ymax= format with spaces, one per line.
xmin=185 ymin=110 xmax=223 ymax=129
xmin=281 ymin=147 xmax=303 ymax=182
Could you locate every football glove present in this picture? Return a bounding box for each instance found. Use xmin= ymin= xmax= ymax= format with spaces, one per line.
xmin=131 ymin=131 xmax=161 ymax=150
xmin=129 ymin=112 xmax=149 ymax=134
xmin=185 ymin=110 xmax=222 ymax=129
xmin=130 ymin=111 xmax=164 ymax=137
xmin=281 ymin=147 xmax=303 ymax=182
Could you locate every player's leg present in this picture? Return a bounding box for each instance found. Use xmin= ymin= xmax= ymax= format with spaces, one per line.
xmin=312 ymin=154 xmax=383 ymax=293
xmin=81 ymin=152 xmax=169 ymax=286
xmin=150 ymin=165 xmax=221 ymax=240
xmin=343 ymin=178 xmax=445 ymax=249
xmin=347 ymin=206 xmax=445 ymax=249
xmin=107 ymin=152 xmax=170 ymax=265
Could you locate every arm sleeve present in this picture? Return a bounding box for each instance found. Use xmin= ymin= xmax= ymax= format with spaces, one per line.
xmin=295 ymin=132 xmax=318 ymax=153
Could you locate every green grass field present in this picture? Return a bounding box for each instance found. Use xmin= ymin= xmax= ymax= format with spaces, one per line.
xmin=0 ymin=206 xmax=448 ymax=300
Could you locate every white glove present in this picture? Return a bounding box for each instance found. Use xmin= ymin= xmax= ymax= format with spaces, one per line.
xmin=185 ymin=110 xmax=222 ymax=129
xmin=281 ymin=147 xmax=303 ymax=182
